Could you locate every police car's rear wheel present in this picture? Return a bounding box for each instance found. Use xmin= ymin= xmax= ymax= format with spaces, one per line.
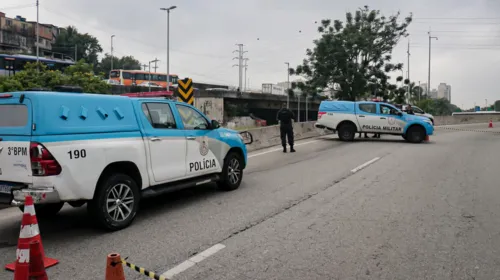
xmin=88 ymin=173 xmax=140 ymax=231
xmin=407 ymin=126 xmax=425 ymax=143
xmin=217 ymin=152 xmax=243 ymax=191
xmin=338 ymin=123 xmax=356 ymax=141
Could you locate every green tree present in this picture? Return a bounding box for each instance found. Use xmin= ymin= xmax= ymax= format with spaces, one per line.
xmin=52 ymin=26 xmax=103 ymax=69
xmin=290 ymin=6 xmax=412 ymax=101
xmin=96 ymin=54 xmax=142 ymax=78
xmin=0 ymin=61 xmax=109 ymax=93
xmin=415 ymin=98 xmax=459 ymax=116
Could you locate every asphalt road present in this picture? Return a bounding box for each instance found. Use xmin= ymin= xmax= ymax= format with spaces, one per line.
xmin=1 ymin=123 xmax=499 ymax=279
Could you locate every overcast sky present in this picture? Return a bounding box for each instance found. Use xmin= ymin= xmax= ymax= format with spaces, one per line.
xmin=2 ymin=0 xmax=500 ymax=108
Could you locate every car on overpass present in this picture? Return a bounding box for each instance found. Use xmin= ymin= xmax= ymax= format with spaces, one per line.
xmin=315 ymin=100 xmax=434 ymax=143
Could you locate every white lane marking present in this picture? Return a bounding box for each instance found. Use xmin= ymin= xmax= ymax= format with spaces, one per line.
xmin=161 ymin=243 xmax=226 ymax=278
xmin=350 ymin=157 xmax=380 ymax=173
xmin=248 ymin=140 xmax=321 ymax=158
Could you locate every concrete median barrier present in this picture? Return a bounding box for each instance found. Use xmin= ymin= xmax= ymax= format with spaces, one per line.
xmin=245 ymin=121 xmax=332 ymax=152
xmin=243 ymin=115 xmax=499 ymax=152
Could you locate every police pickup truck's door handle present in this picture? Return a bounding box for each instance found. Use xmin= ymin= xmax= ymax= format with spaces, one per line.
xmin=186 ymin=136 xmax=196 ymax=140
xmin=150 ymin=137 xmax=161 ymax=142
xmin=358 ymin=115 xmax=365 ymax=118
xmin=380 ymin=117 xmax=387 ymax=120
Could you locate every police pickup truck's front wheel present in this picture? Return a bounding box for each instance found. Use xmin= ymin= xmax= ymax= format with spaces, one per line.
xmin=406 ymin=126 xmax=426 ymax=143
xmin=87 ymin=173 xmax=140 ymax=231
xmin=338 ymin=123 xmax=356 ymax=141
xmin=217 ymin=152 xmax=243 ymax=191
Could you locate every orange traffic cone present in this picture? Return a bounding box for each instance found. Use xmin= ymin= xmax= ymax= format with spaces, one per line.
xmin=489 ymin=119 xmax=493 ymax=128
xmin=5 ymin=196 xmax=58 ymax=272
xmin=29 ymin=240 xmax=48 ymax=280
xmin=12 ymin=241 xmax=30 ymax=280
xmin=105 ymin=253 xmax=126 ymax=280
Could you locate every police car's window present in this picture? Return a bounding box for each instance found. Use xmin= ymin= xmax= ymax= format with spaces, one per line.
xmin=358 ymin=103 xmax=377 ymax=114
xmin=380 ymin=104 xmax=398 ymax=115
xmin=176 ymin=105 xmax=209 ymax=130
xmin=142 ymin=103 xmax=177 ymax=129
xmin=412 ymin=107 xmax=424 ymax=114
xmin=0 ymin=105 xmax=28 ymax=127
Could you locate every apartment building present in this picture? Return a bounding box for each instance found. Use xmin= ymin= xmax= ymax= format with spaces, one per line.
xmin=437 ymin=82 xmax=451 ymax=101
xmin=0 ymin=12 xmax=61 ymax=55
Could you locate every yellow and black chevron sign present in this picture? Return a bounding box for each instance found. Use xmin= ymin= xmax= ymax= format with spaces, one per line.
xmin=178 ymin=106 xmax=195 ymax=125
xmin=177 ymin=77 xmax=194 ymax=105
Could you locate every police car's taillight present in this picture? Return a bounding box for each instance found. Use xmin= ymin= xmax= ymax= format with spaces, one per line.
xmin=30 ymin=142 xmax=62 ymax=176
xmin=318 ymin=112 xmax=326 ymax=119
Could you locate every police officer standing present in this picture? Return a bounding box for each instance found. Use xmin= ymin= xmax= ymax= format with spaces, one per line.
xmin=406 ymin=104 xmax=415 ymax=115
xmin=277 ymin=102 xmax=296 ymax=153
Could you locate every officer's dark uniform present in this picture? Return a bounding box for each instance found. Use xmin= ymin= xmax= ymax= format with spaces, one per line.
xmin=277 ymin=107 xmax=295 ymax=153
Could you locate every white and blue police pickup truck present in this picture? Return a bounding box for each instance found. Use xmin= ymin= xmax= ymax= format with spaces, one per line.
xmin=315 ymin=100 xmax=434 ymax=143
xmin=0 ymin=91 xmax=251 ymax=231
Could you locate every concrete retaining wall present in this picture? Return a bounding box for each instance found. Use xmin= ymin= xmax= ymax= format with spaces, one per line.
xmin=434 ymin=114 xmax=500 ymax=126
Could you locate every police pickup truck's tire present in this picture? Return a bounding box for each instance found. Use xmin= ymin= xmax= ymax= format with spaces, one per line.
xmin=217 ymin=152 xmax=243 ymax=191
xmin=19 ymin=202 xmax=65 ymax=218
xmin=406 ymin=126 xmax=426 ymax=143
xmin=338 ymin=123 xmax=356 ymax=141
xmin=87 ymin=173 xmax=140 ymax=231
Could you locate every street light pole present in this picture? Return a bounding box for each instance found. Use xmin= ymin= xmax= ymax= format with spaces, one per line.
xmin=428 ymin=32 xmax=438 ymax=97
xmin=110 ymin=35 xmax=115 ymax=71
xmin=36 ymin=0 xmax=39 ymax=64
xmin=285 ymin=62 xmax=290 ymax=108
xmin=160 ymin=6 xmax=177 ymax=92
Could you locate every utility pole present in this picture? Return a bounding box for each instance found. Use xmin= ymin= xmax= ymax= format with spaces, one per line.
xmin=142 ymin=64 xmax=148 ymax=71
xmin=151 ymin=58 xmax=160 ymax=73
xmin=111 ymin=35 xmax=115 ymax=70
xmin=407 ymin=39 xmax=410 ymax=103
xmin=74 ymin=44 xmax=77 ymax=61
xmin=285 ymin=62 xmax=290 ymax=108
xmin=148 ymin=61 xmax=153 ymax=92
xmin=243 ymin=58 xmax=249 ymax=91
xmin=428 ymin=31 xmax=438 ymax=98
xmin=232 ymin=44 xmax=247 ymax=92
xmin=36 ymin=0 xmax=39 ymax=64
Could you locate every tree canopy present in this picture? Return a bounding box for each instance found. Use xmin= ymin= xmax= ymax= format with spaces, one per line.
xmin=0 ymin=61 xmax=110 ymax=93
xmin=52 ymin=26 xmax=103 ymax=68
xmin=290 ymin=6 xmax=412 ymax=101
xmin=96 ymin=54 xmax=142 ymax=78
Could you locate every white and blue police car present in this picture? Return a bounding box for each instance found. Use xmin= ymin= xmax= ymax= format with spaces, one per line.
xmin=0 ymin=91 xmax=250 ymax=231
xmin=315 ymin=100 xmax=434 ymax=143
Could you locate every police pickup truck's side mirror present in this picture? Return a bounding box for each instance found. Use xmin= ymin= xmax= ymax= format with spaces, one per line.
xmin=210 ymin=120 xmax=220 ymax=129
xmin=396 ymin=111 xmax=403 ymax=116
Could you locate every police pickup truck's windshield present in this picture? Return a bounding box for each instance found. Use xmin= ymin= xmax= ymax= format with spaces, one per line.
xmin=0 ymin=104 xmax=28 ymax=127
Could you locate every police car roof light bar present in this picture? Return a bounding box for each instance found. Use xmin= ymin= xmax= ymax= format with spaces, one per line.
xmin=0 ymin=94 xmax=13 ymax=98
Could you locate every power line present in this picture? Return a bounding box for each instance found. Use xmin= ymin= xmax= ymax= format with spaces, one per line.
xmin=0 ymin=3 xmax=35 ymax=11
xmin=414 ymin=17 xmax=500 ymax=20
xmin=42 ymin=6 xmax=229 ymax=60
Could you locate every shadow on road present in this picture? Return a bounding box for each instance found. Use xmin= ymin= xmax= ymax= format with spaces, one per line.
xmin=0 ymin=183 xmax=224 ymax=247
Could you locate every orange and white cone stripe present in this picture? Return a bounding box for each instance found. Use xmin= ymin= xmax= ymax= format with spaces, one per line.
xmin=5 ymin=195 xmax=59 ymax=272
xmin=19 ymin=222 xmax=41 ymax=239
